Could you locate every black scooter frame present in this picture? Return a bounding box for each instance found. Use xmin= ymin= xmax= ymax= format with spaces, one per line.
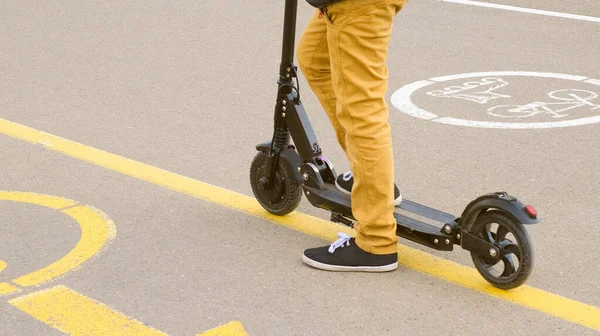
xmin=256 ymin=0 xmax=538 ymax=257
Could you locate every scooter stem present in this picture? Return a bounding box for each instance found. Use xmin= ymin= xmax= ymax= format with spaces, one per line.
xmin=280 ymin=0 xmax=298 ymax=94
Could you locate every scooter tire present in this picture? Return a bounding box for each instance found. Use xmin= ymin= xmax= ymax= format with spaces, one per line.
xmin=469 ymin=211 xmax=534 ymax=290
xmin=250 ymin=151 xmax=302 ymax=216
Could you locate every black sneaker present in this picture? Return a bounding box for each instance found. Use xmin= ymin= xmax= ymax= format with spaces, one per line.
xmin=302 ymin=233 xmax=398 ymax=272
xmin=335 ymin=171 xmax=403 ymax=205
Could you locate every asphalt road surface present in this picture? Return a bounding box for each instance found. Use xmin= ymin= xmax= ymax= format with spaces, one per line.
xmin=1 ymin=0 xmax=599 ymax=335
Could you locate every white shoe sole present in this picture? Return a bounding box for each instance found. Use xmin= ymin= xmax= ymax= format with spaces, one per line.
xmin=302 ymin=254 xmax=398 ymax=273
xmin=335 ymin=180 xmax=403 ymax=206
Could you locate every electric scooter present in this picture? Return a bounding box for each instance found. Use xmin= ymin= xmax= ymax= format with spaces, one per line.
xmin=249 ymin=0 xmax=539 ymax=290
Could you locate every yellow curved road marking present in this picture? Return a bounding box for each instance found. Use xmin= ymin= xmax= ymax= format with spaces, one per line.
xmin=0 ymin=191 xmax=115 ymax=290
xmin=0 ymin=261 xmax=19 ymax=295
xmin=1 ymin=117 xmax=599 ymax=331
xmin=0 ymin=191 xmax=77 ymax=209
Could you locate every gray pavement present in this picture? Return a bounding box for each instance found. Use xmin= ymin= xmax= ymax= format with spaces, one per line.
xmin=1 ymin=0 xmax=599 ymax=335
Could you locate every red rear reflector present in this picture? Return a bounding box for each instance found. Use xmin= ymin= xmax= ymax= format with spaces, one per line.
xmin=524 ymin=205 xmax=537 ymax=218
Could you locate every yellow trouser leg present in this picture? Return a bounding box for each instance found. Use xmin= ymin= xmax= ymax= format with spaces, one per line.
xmin=297 ymin=10 xmax=347 ymax=152
xmin=298 ymin=0 xmax=406 ymax=255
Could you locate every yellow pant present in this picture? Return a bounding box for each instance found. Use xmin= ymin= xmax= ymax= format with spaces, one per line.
xmin=297 ymin=0 xmax=406 ymax=254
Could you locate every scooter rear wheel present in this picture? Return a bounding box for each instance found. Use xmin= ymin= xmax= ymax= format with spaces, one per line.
xmin=470 ymin=211 xmax=534 ymax=290
xmin=249 ymin=151 xmax=302 ymax=216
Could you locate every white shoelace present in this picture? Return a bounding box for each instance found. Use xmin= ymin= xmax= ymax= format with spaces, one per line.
xmin=328 ymin=232 xmax=352 ymax=253
xmin=342 ymin=171 xmax=353 ymax=182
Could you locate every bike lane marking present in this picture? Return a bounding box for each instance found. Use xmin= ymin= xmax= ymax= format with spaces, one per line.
xmin=440 ymin=0 xmax=600 ymax=23
xmin=0 ymin=118 xmax=599 ymax=331
xmin=586 ymin=79 xmax=600 ymax=86
xmin=0 ymin=192 xmax=247 ymax=335
xmin=391 ymin=71 xmax=600 ymax=129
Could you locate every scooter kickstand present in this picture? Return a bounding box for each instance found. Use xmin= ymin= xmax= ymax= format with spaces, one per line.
xmin=331 ymin=213 xmax=354 ymax=228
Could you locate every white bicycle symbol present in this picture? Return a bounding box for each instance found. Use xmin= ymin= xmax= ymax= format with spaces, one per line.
xmin=487 ymin=89 xmax=600 ymax=119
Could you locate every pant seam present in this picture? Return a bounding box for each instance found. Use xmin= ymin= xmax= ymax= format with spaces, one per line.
xmin=307 ymin=21 xmax=336 ymax=114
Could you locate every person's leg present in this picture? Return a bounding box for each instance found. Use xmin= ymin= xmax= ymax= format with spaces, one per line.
xmin=298 ymin=5 xmax=403 ymax=206
xmin=328 ymin=0 xmax=406 ymax=255
xmin=303 ymin=0 xmax=407 ymax=271
xmin=297 ymin=9 xmax=347 ymax=153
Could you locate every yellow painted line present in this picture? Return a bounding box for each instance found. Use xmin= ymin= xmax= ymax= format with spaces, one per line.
xmin=9 ymin=285 xmax=245 ymax=336
xmin=0 ymin=191 xmax=116 ymax=289
xmin=12 ymin=204 xmax=116 ymax=287
xmin=0 ymin=261 xmax=20 ymax=295
xmin=0 ymin=261 xmax=19 ymax=295
xmin=9 ymin=285 xmax=168 ymax=336
xmin=197 ymin=321 xmax=248 ymax=336
xmin=398 ymin=245 xmax=600 ymax=330
xmin=0 ymin=191 xmax=77 ymax=209
xmin=0 ymin=282 xmax=19 ymax=295
xmin=1 ymin=117 xmax=599 ymax=331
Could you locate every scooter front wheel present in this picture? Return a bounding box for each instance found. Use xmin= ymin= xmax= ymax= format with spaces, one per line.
xmin=469 ymin=211 xmax=534 ymax=290
xmin=249 ymin=151 xmax=302 ymax=216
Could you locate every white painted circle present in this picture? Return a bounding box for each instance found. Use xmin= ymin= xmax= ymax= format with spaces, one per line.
xmin=391 ymin=71 xmax=600 ymax=129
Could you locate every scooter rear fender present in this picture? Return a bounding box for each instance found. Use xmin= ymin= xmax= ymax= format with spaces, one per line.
xmin=459 ymin=192 xmax=539 ymax=231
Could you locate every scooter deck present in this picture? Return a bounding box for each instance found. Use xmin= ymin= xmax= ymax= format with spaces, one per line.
xmin=319 ymin=183 xmax=456 ymax=222
xmin=304 ymin=183 xmax=458 ymax=250
xmin=397 ymin=199 xmax=456 ymax=225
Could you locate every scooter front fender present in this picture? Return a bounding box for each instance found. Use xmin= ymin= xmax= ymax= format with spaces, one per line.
xmin=280 ymin=148 xmax=304 ymax=183
xmin=255 ymin=141 xmax=304 ymax=183
xmin=459 ymin=192 xmax=539 ymax=231
xmin=255 ymin=141 xmax=271 ymax=152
